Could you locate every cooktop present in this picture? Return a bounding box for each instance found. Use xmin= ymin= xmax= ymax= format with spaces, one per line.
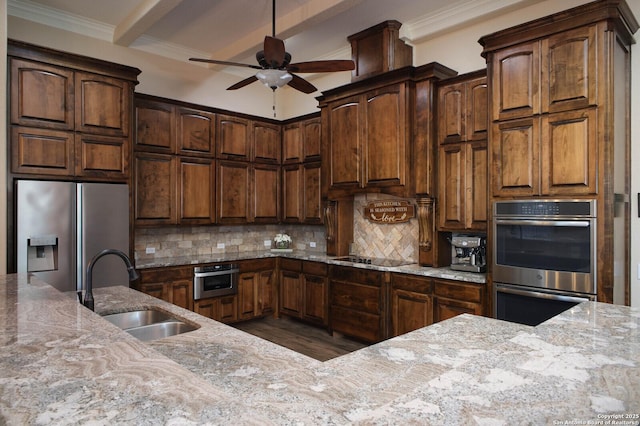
xmin=333 ymin=256 xmax=414 ymax=267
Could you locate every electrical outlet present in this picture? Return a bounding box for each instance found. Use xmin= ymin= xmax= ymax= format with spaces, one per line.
xmin=264 ymin=240 xmax=272 ymax=247
xmin=217 ymin=243 xmax=225 ymax=249
xmin=309 ymin=241 xmax=316 ymax=248
xmin=145 ymin=247 xmax=155 ymax=254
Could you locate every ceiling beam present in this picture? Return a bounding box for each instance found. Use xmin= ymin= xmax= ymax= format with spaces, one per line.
xmin=113 ymin=0 xmax=184 ymax=46
xmin=207 ymin=0 xmax=364 ymax=62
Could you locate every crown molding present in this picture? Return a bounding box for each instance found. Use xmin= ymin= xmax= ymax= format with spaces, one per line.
xmin=400 ymin=0 xmax=535 ymax=44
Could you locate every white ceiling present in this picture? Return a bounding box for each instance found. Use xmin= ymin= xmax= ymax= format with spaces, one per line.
xmin=8 ymin=0 xmax=542 ymax=69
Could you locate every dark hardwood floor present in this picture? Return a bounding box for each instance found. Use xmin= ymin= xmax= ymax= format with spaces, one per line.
xmin=232 ymin=316 xmax=368 ymax=361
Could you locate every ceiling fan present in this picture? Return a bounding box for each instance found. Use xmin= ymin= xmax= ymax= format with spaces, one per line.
xmin=189 ymin=0 xmax=355 ymax=94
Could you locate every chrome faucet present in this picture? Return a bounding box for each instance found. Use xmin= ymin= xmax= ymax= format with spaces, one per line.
xmin=82 ymin=249 xmax=139 ymax=311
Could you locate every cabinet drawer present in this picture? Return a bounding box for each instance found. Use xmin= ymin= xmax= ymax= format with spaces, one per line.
xmin=330 ymin=306 xmax=381 ymax=343
xmin=391 ymin=274 xmax=432 ymax=294
xmin=434 ymin=279 xmax=483 ymax=303
xmin=139 ymin=266 xmax=193 ymax=284
xmin=303 ymin=261 xmax=327 ymax=276
xmin=330 ymin=266 xmax=383 ymax=286
xmin=280 ymin=258 xmax=302 ymax=272
xmin=238 ymin=258 xmax=275 ymax=272
xmin=330 ymin=281 xmax=380 ymax=314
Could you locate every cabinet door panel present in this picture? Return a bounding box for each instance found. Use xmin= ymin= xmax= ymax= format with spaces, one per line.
xmin=467 ymin=77 xmax=488 ymax=140
xmin=392 ymin=289 xmax=432 ymax=336
xmin=329 ymin=99 xmax=361 ymax=187
xmin=491 ymin=118 xmax=540 ymax=197
xmin=542 ymin=25 xmax=597 ymax=113
xmin=282 ymin=123 xmax=302 ymax=163
xmin=280 ymin=270 xmax=302 ymax=316
xmin=253 ymin=165 xmax=279 ymax=223
xmin=217 ymin=161 xmax=250 ymax=223
xmin=218 ymin=115 xmax=250 ymax=160
xmin=365 ymin=86 xmax=406 ymax=187
xmin=434 ymin=297 xmax=481 ymax=322
xmin=303 ymin=275 xmax=327 ymax=324
xmin=238 ymin=273 xmax=257 ymax=320
xmin=258 ymin=270 xmax=275 ymax=316
xmin=177 ymin=108 xmax=214 ymax=156
xmin=75 ymin=133 xmax=128 ymax=180
xmin=169 ymin=280 xmax=193 ymax=311
xmin=135 ymin=153 xmax=176 ymax=225
xmin=438 ymin=144 xmax=465 ymax=229
xmin=75 ymin=72 xmax=129 ymax=136
xmin=253 ymin=122 xmax=281 ymax=163
xmin=541 ymin=109 xmax=596 ymax=195
xmin=302 ymin=117 xmax=321 ymax=161
xmin=303 ymin=162 xmax=322 ymax=224
xmin=179 ymin=158 xmax=215 ymax=224
xmin=438 ymin=82 xmax=465 ymax=144
xmin=283 ymin=165 xmax=302 ymax=222
xmin=466 ymin=142 xmax=488 ymax=229
xmin=11 ymin=126 xmax=74 ymax=176
xmin=10 ymin=59 xmax=74 ymax=129
xmin=491 ymin=41 xmax=540 ymax=120
xmin=135 ymin=99 xmax=175 ymax=153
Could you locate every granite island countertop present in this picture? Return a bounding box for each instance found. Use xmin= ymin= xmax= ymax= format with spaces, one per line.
xmin=1 ymin=273 xmax=638 ymax=425
xmin=135 ymin=249 xmax=487 ymax=284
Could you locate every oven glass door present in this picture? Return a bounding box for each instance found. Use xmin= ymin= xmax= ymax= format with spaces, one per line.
xmin=494 ymin=219 xmax=592 ymax=272
xmin=495 ymin=283 xmax=592 ymax=326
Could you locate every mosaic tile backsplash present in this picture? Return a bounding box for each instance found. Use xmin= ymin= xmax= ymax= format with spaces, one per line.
xmin=134 ymin=194 xmax=418 ymax=263
xmin=352 ymin=193 xmax=418 ymax=263
xmin=134 ymin=225 xmax=327 ymax=262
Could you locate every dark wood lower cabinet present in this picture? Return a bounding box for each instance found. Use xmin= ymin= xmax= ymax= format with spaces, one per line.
xmin=279 ymin=259 xmax=328 ymax=327
xmin=136 ymin=265 xmax=193 ymax=311
xmin=135 ymin=260 xmax=485 ymax=337
xmin=390 ymin=274 xmax=433 ymax=337
xmin=329 ymin=266 xmax=386 ymax=343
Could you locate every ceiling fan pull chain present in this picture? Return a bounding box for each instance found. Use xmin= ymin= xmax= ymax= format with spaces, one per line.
xmin=273 ymin=90 xmax=277 ymax=118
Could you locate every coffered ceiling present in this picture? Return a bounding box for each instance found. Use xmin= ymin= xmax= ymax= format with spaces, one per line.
xmin=8 ymin=0 xmax=543 ymax=67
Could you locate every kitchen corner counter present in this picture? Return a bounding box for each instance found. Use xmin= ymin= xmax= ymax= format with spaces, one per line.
xmin=135 ymin=249 xmax=486 ymax=284
xmin=1 ymin=274 xmax=639 ymax=424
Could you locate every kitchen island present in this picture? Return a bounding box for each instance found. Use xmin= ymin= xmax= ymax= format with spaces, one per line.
xmin=1 ymin=273 xmax=638 ymax=425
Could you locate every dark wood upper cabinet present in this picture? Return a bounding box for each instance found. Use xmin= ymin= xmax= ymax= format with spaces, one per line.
xmin=135 ymin=98 xmax=175 ymax=153
xmin=75 ymin=72 xmax=130 ymax=136
xmin=217 ymin=115 xmax=251 ymax=160
xmin=178 ymin=157 xmax=216 ymax=224
xmin=10 ymin=58 xmax=74 ymax=130
xmin=176 ymin=107 xmax=215 ymax=157
xmin=302 ymin=117 xmax=321 ymax=161
xmin=217 ymin=160 xmax=251 ymax=224
xmin=8 ymin=41 xmax=140 ymax=182
xmin=253 ymin=121 xmax=281 ymax=164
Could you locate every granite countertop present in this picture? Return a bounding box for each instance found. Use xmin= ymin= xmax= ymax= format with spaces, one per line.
xmin=136 ymin=249 xmax=487 ymax=284
xmin=1 ymin=274 xmax=639 ymax=424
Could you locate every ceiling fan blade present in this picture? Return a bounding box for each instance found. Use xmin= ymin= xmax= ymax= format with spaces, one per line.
xmin=287 ymin=74 xmax=317 ymax=94
xmin=263 ymin=36 xmax=286 ymax=68
xmin=227 ymin=75 xmax=259 ymax=90
xmin=287 ymin=60 xmax=355 ymax=73
xmin=190 ymin=58 xmax=261 ymax=70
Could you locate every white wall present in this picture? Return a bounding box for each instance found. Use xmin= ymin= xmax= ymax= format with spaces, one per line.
xmin=3 ymin=0 xmax=640 ymax=305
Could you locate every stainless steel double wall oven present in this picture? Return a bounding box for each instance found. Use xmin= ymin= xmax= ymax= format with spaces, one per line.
xmin=493 ymin=199 xmax=597 ymax=325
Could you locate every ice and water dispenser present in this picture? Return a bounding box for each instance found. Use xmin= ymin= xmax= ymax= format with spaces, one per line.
xmin=26 ymin=235 xmax=59 ymax=272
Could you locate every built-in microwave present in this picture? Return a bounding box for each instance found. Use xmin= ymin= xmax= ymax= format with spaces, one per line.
xmin=492 ymin=199 xmax=596 ymax=296
xmin=193 ymin=264 xmax=239 ymax=300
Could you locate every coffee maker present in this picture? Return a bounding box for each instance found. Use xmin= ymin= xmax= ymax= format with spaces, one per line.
xmin=450 ymin=233 xmax=487 ymax=273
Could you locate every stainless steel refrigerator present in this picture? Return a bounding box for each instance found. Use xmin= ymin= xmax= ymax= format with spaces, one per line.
xmin=16 ymin=180 xmax=130 ymax=293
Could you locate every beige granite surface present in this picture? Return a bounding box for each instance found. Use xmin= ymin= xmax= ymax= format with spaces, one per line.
xmin=135 ymin=249 xmax=487 ymax=284
xmin=1 ymin=273 xmax=639 ymax=425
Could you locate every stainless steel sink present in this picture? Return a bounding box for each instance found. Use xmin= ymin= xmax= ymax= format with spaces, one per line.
xmin=125 ymin=321 xmax=198 ymax=342
xmin=102 ymin=309 xmax=199 ymax=341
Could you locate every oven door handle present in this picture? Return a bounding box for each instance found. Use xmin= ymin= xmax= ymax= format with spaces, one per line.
xmin=494 ymin=219 xmax=590 ymax=227
xmin=496 ymin=284 xmax=591 ymax=303
xmin=194 ymin=269 xmax=239 ymax=278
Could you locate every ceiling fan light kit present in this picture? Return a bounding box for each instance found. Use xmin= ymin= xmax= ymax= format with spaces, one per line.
xmin=256 ymin=69 xmax=293 ymax=90
xmin=189 ymin=0 xmax=354 ymax=95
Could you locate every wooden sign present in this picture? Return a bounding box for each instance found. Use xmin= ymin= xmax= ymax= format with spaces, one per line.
xmin=363 ymin=200 xmax=415 ymax=224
